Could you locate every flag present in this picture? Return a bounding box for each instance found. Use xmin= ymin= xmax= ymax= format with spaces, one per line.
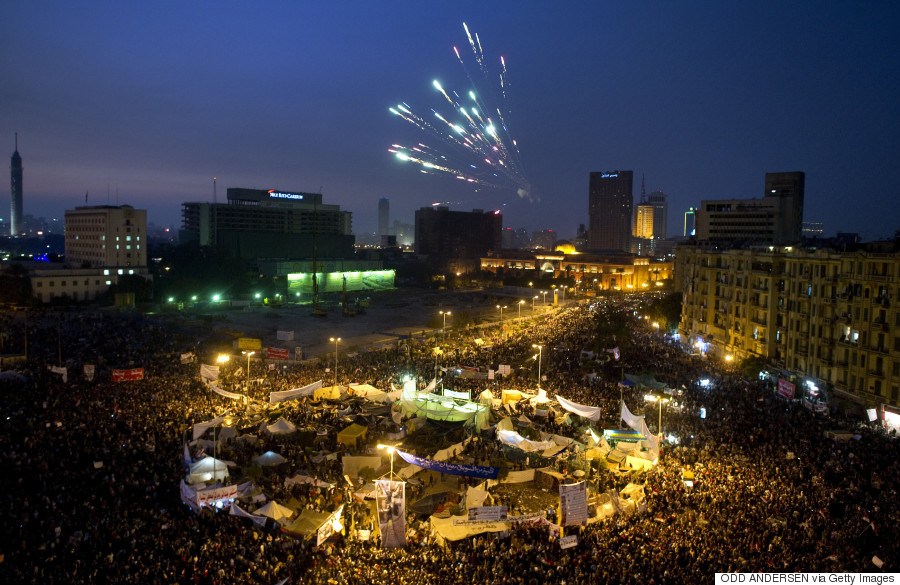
xmin=605 ymin=346 xmax=620 ymax=361
xmin=180 ymin=352 xmax=194 ymax=364
xmin=83 ymin=364 xmax=95 ymax=382
xmin=375 ymin=481 xmax=406 ymax=548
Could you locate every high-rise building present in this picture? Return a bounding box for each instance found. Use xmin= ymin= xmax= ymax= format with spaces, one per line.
xmin=415 ymin=206 xmax=502 ymax=273
xmin=378 ymin=197 xmax=390 ymax=237
xmin=647 ymin=190 xmax=668 ymax=239
xmin=181 ymin=188 xmax=354 ymax=260
xmin=683 ymin=207 xmax=697 ymax=237
xmin=588 ymin=171 xmax=633 ymax=252
xmin=802 ymin=221 xmax=824 ymax=237
xmin=632 ymin=203 xmax=655 ymax=239
xmin=531 ymin=229 xmax=557 ymax=250
xmin=10 ymin=133 xmax=23 ymax=237
xmin=65 ymin=205 xmax=148 ymax=268
xmin=695 ymin=171 xmax=805 ymax=245
xmin=676 ymin=241 xmax=900 ymax=410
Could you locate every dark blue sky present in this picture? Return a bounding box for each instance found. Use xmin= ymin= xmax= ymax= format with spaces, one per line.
xmin=2 ymin=1 xmax=898 ymax=240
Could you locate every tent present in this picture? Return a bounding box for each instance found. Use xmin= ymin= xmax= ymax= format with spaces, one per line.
xmin=349 ymin=383 xmax=389 ymax=403
xmin=336 ymin=423 xmax=368 ymax=449
xmin=252 ymin=451 xmax=287 ymax=467
xmin=265 ymin=418 xmax=297 ymax=435
xmin=314 ymin=385 xmax=342 ymax=401
xmin=255 ymin=501 xmax=295 ymax=523
xmin=624 ymin=373 xmax=667 ymax=390
xmin=188 ymin=456 xmax=231 ymax=484
xmin=342 ymin=455 xmax=381 ymax=479
xmin=281 ymin=509 xmax=332 ymax=539
xmin=410 ymin=491 xmax=453 ymax=516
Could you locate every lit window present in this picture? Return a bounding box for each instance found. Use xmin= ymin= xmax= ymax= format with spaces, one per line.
xmin=105 ymin=280 xmax=112 ymax=285
xmin=104 ymin=269 xmax=109 ymax=275
xmin=117 ymin=269 xmax=124 ymax=275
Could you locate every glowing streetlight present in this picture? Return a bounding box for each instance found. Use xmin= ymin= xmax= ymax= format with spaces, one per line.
xmin=645 ymin=394 xmax=670 ymax=438
xmin=496 ymin=304 xmax=507 ymax=325
xmin=541 ymin=290 xmax=548 ymax=305
xmin=330 ymin=337 xmax=341 ymax=388
xmin=216 ymin=353 xmax=230 ymax=364
xmin=377 ymin=444 xmax=398 ymax=479
xmin=532 ymin=344 xmax=543 ymax=389
xmin=244 ymin=351 xmax=255 ymax=384
xmin=532 ymin=295 xmax=538 ymax=311
xmin=518 ymin=299 xmax=525 ymax=318
xmin=439 ymin=310 xmax=451 ymax=339
xmin=212 ymin=294 xmax=221 ymax=302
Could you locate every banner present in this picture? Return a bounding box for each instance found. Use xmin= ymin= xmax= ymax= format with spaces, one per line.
xmin=195 ymin=484 xmax=238 ymax=506
xmin=559 ymin=535 xmax=578 ymax=549
xmin=777 ymin=378 xmax=795 ymax=400
xmin=605 ymin=346 xmax=621 ymax=361
xmin=276 ymin=330 xmax=294 ymax=341
xmin=452 ymin=511 xmax=544 ymax=526
xmin=181 ymin=352 xmax=195 ymax=364
xmin=269 ymin=380 xmax=323 ymax=404
xmin=112 ymin=368 xmax=144 ymax=382
xmin=316 ymin=505 xmax=344 ymax=546
xmin=395 ymin=449 xmax=499 ymax=480
xmin=559 ymin=481 xmax=588 ymax=526
xmin=266 ymin=347 xmax=290 ymax=361
xmin=620 ymin=400 xmax=644 ymax=432
xmin=209 ymin=384 xmax=244 ymax=400
xmin=375 ymin=480 xmax=406 ymax=548
xmin=555 ymin=394 xmax=603 ymax=422
xmin=49 ymin=365 xmax=68 ymax=383
xmin=468 ymin=506 xmax=508 ymax=522
xmin=200 ymin=364 xmax=219 ymax=381
xmin=83 ymin=364 xmax=95 ymax=382
xmin=229 ymin=502 xmax=267 ymax=528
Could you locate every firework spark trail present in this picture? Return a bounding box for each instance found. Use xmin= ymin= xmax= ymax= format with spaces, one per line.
xmin=388 ymin=22 xmax=532 ymax=201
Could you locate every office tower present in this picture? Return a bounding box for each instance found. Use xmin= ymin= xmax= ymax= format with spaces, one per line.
xmin=647 ymin=190 xmax=668 ymax=239
xmin=181 ymin=188 xmax=354 ymax=260
xmin=531 ymin=229 xmax=557 ymax=250
xmin=684 ymin=207 xmax=697 ymax=237
xmin=588 ymin=170 xmax=633 ymax=252
xmin=414 ymin=206 xmax=502 ymax=271
xmin=378 ymin=197 xmax=389 ymax=237
xmin=10 ymin=133 xmax=23 ymax=237
xmin=802 ymin=221 xmax=824 ymax=237
xmin=65 ymin=205 xmax=148 ymax=268
xmin=695 ymin=171 xmax=805 ymax=245
xmin=632 ymin=203 xmax=655 ymax=239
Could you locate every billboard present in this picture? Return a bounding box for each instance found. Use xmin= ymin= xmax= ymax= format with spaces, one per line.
xmin=112 ymin=368 xmax=144 ymax=382
xmin=777 ymin=378 xmax=795 ymax=400
xmin=238 ymin=337 xmax=262 ymax=351
xmin=266 ymin=347 xmax=290 ymax=360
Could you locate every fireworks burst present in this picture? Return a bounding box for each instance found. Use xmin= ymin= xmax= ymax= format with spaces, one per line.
xmin=388 ymin=23 xmax=532 ymax=201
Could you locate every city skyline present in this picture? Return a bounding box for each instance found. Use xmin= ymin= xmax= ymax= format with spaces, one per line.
xmin=2 ymin=2 xmax=899 ymax=241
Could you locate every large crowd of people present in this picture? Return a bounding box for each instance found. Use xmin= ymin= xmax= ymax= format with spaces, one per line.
xmin=0 ymin=294 xmax=897 ymax=584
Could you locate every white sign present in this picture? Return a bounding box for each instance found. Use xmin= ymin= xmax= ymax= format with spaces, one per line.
xmin=559 ymin=481 xmax=588 ymax=526
xmin=559 ymin=535 xmax=578 ymax=549
xmin=468 ymin=505 xmax=508 ymax=522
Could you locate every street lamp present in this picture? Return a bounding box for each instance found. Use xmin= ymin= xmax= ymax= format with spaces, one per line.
xmin=541 ymin=290 xmax=548 ymax=305
xmin=532 ymin=344 xmax=543 ymax=389
xmin=377 ymin=444 xmax=398 ymax=479
xmin=518 ymin=299 xmax=525 ymax=319
xmin=330 ymin=337 xmax=341 ymax=388
xmin=439 ymin=310 xmax=451 ymax=339
xmin=532 ymin=295 xmax=538 ymax=311
xmin=645 ymin=394 xmax=670 ymax=438
xmin=496 ymin=304 xmax=506 ymax=324
xmin=244 ymin=351 xmax=255 ymax=385
xmin=216 ymin=353 xmax=230 ymax=364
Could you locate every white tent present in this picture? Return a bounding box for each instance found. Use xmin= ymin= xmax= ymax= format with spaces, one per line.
xmin=188 ymin=456 xmax=231 ymax=484
xmin=252 ymin=451 xmax=287 ymax=467
xmin=349 ymin=383 xmax=388 ymax=403
xmin=255 ymin=501 xmax=295 ymax=523
xmin=265 ymin=418 xmax=297 ymax=435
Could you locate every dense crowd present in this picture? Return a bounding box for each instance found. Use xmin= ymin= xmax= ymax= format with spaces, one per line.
xmin=0 ymin=295 xmax=897 ymax=584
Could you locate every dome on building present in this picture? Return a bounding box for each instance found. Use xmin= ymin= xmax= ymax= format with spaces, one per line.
xmin=554 ymin=241 xmax=577 ymax=255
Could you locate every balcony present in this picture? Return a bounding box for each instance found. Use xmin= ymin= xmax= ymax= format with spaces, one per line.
xmin=869 ymin=346 xmax=890 ymax=356
xmin=868 ymin=369 xmax=885 ymax=378
xmin=750 ymin=317 xmax=768 ymax=327
xmin=797 ymin=343 xmax=809 ymax=354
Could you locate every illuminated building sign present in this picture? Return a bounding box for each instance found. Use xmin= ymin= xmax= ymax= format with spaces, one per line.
xmin=600 ymin=173 xmax=619 ymax=178
xmin=268 ymin=191 xmax=304 ymax=200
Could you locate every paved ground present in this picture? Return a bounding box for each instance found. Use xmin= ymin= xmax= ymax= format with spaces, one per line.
xmin=175 ymin=287 xmax=562 ymax=361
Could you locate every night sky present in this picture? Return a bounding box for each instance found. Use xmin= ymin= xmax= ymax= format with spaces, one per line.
xmin=2 ymin=1 xmax=898 ymax=240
